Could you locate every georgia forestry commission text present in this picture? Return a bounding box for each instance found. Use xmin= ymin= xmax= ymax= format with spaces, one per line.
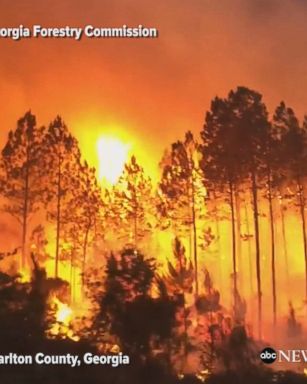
xmin=0 ymin=25 xmax=159 ymax=40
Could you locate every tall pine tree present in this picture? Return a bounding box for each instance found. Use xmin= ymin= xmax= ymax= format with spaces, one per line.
xmin=0 ymin=111 xmax=46 ymax=269
xmin=160 ymin=132 xmax=206 ymax=296
xmin=42 ymin=116 xmax=81 ymax=277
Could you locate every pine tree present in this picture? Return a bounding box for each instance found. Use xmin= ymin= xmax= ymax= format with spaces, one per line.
xmin=201 ymin=96 xmax=242 ymax=312
xmin=107 ymin=155 xmax=154 ymax=250
xmin=62 ymin=160 xmax=104 ymax=288
xmin=0 ymin=111 xmax=46 ymax=269
xmin=263 ymin=102 xmax=295 ymax=325
xmin=96 ymin=248 xmax=172 ymax=357
xmin=165 ymin=237 xmax=194 ymax=360
xmin=202 ymin=87 xmax=270 ymax=339
xmin=196 ymin=269 xmax=223 ymax=373
xmin=160 ymin=132 xmax=206 ymax=296
xmin=42 ymin=116 xmax=81 ymax=277
xmin=275 ymin=103 xmax=307 ymax=301
xmin=227 ymin=87 xmax=270 ymax=339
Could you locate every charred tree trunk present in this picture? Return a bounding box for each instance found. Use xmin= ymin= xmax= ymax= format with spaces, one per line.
xmin=279 ymin=195 xmax=290 ymax=296
xmin=55 ymin=155 xmax=62 ymax=278
xmin=212 ymin=190 xmax=223 ymax=290
xmin=191 ymin=178 xmax=198 ymax=297
xmin=229 ymin=179 xmax=237 ymax=311
xmin=178 ymin=244 xmax=188 ymax=358
xmin=133 ymin=213 xmax=138 ymax=250
xmin=82 ymin=221 xmax=91 ymax=287
xmin=267 ymin=170 xmax=277 ymax=326
xmin=251 ymin=171 xmax=262 ymax=339
xmin=132 ymin=187 xmax=138 ymax=250
xmin=182 ymin=297 xmax=189 ymax=358
xmin=22 ymin=153 xmax=30 ymax=270
xmin=244 ymin=199 xmax=253 ymax=298
xmin=235 ymin=186 xmax=242 ymax=294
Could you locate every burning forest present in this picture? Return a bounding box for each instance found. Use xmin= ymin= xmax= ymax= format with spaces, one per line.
xmin=0 ymin=86 xmax=306 ymax=383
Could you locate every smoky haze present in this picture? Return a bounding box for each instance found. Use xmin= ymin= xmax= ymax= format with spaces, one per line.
xmin=0 ymin=0 xmax=307 ymax=175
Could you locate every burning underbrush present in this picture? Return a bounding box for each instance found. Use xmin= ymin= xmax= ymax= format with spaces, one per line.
xmin=0 ymin=246 xmax=306 ymax=384
xmin=46 ymin=295 xmax=80 ymax=342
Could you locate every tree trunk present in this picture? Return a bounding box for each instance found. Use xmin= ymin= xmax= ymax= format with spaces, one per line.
xmin=82 ymin=222 xmax=91 ymax=288
xmin=191 ymin=178 xmax=198 ymax=297
xmin=244 ymin=199 xmax=254 ymax=298
xmin=189 ymin=222 xmax=193 ymax=265
xmin=267 ymin=172 xmax=277 ymax=326
xmin=229 ymin=180 xmax=237 ymax=311
xmin=279 ymin=195 xmax=290 ymax=296
xmin=178 ymin=244 xmax=188 ymax=359
xmin=251 ymin=171 xmax=262 ymax=339
xmin=182 ymin=296 xmax=188 ymax=358
xmin=212 ymin=191 xmax=223 ymax=291
xmin=235 ymin=186 xmax=242 ymax=294
xmin=22 ymin=159 xmax=30 ymax=270
xmin=55 ymin=156 xmax=62 ymax=277
xmin=133 ymin=212 xmax=137 ymax=250
xmin=297 ymin=176 xmax=307 ymax=301
xmin=132 ymin=187 xmax=138 ymax=250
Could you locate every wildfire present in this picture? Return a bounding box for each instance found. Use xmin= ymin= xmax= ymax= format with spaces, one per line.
xmin=97 ymin=136 xmax=130 ymax=185
xmin=18 ymin=268 xmax=31 ymax=283
xmin=54 ymin=297 xmax=73 ymax=325
xmin=48 ymin=296 xmax=80 ymax=342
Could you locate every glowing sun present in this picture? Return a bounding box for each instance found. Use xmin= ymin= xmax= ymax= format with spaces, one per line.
xmin=97 ymin=137 xmax=130 ymax=185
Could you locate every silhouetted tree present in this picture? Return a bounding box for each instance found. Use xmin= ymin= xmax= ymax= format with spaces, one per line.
xmin=165 ymin=237 xmax=194 ymax=359
xmin=0 ymin=111 xmax=46 ymax=268
xmin=201 ymin=96 xmax=242 ymax=311
xmin=272 ymin=102 xmax=298 ymax=299
xmin=276 ymin=103 xmax=307 ymax=301
xmin=95 ymin=248 xmax=176 ymax=359
xmin=0 ymin=253 xmax=67 ymax=348
xmin=160 ymin=132 xmax=206 ymax=296
xmin=264 ymin=102 xmax=295 ymax=325
xmin=212 ymin=325 xmax=259 ymax=378
xmin=227 ymin=87 xmax=270 ymax=339
xmin=62 ymin=160 xmax=104 ymax=289
xmin=42 ymin=116 xmax=81 ymax=277
xmin=195 ymin=269 xmax=225 ymax=374
xmin=287 ymin=301 xmax=302 ymax=338
xmin=108 ymin=156 xmax=154 ymax=250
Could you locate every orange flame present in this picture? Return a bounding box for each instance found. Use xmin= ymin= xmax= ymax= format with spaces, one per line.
xmin=54 ymin=296 xmax=73 ymax=325
xmin=48 ymin=296 xmax=80 ymax=342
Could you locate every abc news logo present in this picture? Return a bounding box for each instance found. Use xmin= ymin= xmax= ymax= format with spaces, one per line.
xmin=260 ymin=347 xmax=307 ymax=364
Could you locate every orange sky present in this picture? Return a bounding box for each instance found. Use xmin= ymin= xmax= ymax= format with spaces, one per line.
xmin=1 ymin=0 xmax=307 ymax=177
